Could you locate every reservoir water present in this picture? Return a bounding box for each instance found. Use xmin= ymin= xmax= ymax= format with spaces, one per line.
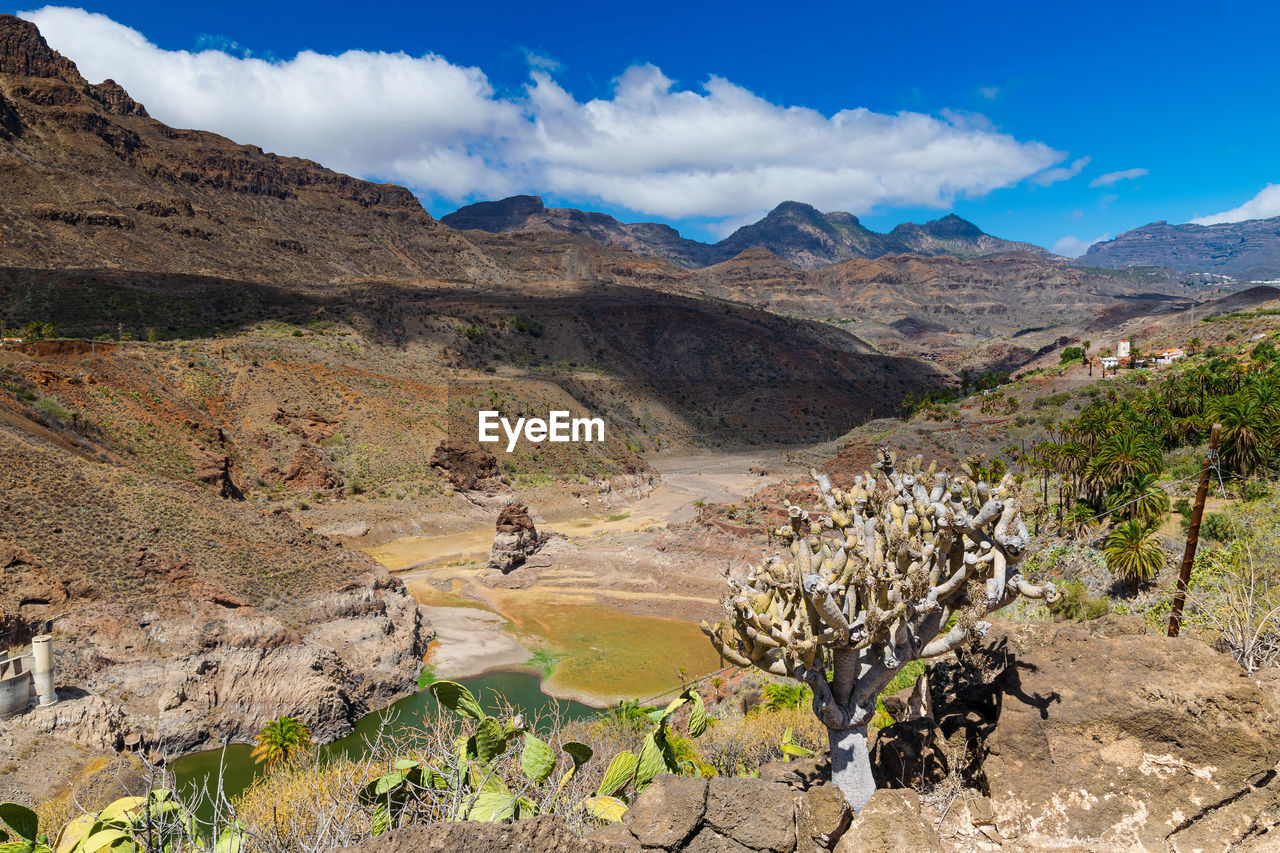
xmin=171 ymin=671 xmax=597 ymax=814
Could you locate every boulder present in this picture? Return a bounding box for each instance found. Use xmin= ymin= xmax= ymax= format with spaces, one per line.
xmin=833 ymin=789 xmax=940 ymax=853
xmin=621 ymin=775 xmax=708 ymax=849
xmin=969 ymin=618 xmax=1280 ymax=850
xmin=757 ymin=755 xmax=829 ymax=791
xmin=703 ymin=776 xmax=797 ymax=852
xmin=795 ymin=784 xmax=852 ymax=851
xmin=430 ymin=441 xmax=503 ymax=491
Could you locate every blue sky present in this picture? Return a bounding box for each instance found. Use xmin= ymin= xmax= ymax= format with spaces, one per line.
xmin=12 ymin=1 xmax=1280 ymax=254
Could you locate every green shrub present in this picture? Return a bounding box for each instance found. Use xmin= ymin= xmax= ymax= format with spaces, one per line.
xmin=1180 ymin=511 xmax=1234 ymax=542
xmin=1049 ymin=580 xmax=1112 ymax=621
xmin=33 ymin=396 xmax=71 ymax=421
xmin=1242 ymin=480 xmax=1271 ymax=502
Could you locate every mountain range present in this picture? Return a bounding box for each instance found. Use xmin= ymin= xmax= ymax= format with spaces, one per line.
xmin=1082 ymin=217 xmax=1280 ymax=280
xmin=442 ymin=196 xmax=1051 ymax=270
xmin=0 ymin=11 xmax=1189 ymax=368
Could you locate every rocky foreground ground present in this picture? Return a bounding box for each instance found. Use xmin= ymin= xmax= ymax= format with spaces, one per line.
xmin=343 ymin=617 xmax=1280 ymax=852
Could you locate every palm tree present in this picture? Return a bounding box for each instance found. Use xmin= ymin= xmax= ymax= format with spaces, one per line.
xmin=1103 ymin=521 xmax=1166 ymax=586
xmin=1063 ymin=501 xmax=1100 ymax=540
xmin=1243 ymin=376 xmax=1280 ymax=422
xmin=1213 ymin=395 xmax=1273 ymax=485
xmin=1088 ymin=430 xmax=1164 ymax=499
xmin=251 ymin=715 xmax=314 ymax=769
xmin=1054 ymin=441 xmax=1089 ymax=494
xmin=1106 ymin=472 xmax=1170 ymax=523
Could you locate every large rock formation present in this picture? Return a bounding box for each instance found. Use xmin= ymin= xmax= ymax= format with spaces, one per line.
xmin=488 ymin=501 xmax=552 ymax=573
xmin=430 ymin=441 xmax=504 ymax=492
xmin=867 ymin=615 xmax=1280 ymax=850
xmin=22 ymin=569 xmax=430 ymax=755
xmin=974 ymin=617 xmax=1280 ymax=851
xmin=1082 ymin=216 xmax=1280 ymax=279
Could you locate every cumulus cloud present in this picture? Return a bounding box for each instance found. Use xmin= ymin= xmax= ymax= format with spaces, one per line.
xmin=1089 ymin=168 xmax=1147 ymax=188
xmin=1052 ymin=233 xmax=1110 ymax=258
xmin=20 ymin=5 xmax=1067 ymax=224
xmin=1031 ymin=156 xmax=1091 ymax=186
xmin=1193 ymin=184 xmax=1280 ymax=225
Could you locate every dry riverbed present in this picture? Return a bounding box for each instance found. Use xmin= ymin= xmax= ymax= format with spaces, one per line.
xmin=366 ymin=451 xmax=797 ymax=704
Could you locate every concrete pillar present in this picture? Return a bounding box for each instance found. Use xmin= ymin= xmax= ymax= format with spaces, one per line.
xmin=31 ymin=635 xmax=56 ymax=707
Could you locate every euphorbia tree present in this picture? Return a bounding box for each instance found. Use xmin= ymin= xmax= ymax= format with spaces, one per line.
xmin=702 ymin=449 xmax=1058 ymax=811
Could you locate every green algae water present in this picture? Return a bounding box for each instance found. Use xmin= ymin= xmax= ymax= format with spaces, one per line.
xmin=171 ymin=671 xmax=596 ymax=820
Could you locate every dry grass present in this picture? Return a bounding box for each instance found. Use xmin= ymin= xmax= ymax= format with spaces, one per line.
xmin=693 ymin=706 xmax=827 ymax=777
xmin=233 ymin=757 xmax=383 ymax=850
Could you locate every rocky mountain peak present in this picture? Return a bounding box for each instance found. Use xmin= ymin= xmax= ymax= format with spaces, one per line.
xmin=441 ymin=195 xmax=549 ymax=231
xmin=90 ymin=79 xmax=149 ymax=117
xmin=891 ymin=214 xmax=984 ymax=238
xmin=0 ymin=14 xmax=79 ymax=80
xmin=925 ymin=213 xmax=984 ymax=237
xmin=764 ymin=200 xmax=825 ymax=220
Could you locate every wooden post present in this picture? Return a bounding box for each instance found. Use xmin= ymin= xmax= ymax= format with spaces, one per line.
xmin=1168 ymin=423 xmax=1222 ymax=638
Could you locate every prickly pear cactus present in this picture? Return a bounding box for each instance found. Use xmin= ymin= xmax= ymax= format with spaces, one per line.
xmin=701 ymin=448 xmax=1058 ymax=811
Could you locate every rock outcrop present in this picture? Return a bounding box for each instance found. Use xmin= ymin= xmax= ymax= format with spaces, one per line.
xmin=430 ymin=441 xmax=504 ymax=492
xmin=865 ymin=615 xmax=1280 ymax=850
xmin=975 ymin=617 xmax=1280 ymax=851
xmin=833 ymin=789 xmax=940 ymax=853
xmin=488 ymin=501 xmax=553 ymax=573
xmin=15 ymin=570 xmax=430 ymax=756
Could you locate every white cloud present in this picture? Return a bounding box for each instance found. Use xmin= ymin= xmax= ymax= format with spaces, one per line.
xmin=1193 ymin=183 xmax=1280 ymax=225
xmin=1052 ymin=233 xmax=1110 ymax=258
xmin=20 ymin=5 xmax=1068 ymax=225
xmin=1031 ymin=156 xmax=1091 ymax=186
xmin=978 ymin=86 xmax=1000 ymax=100
xmin=1089 ymin=167 xmax=1147 ymax=188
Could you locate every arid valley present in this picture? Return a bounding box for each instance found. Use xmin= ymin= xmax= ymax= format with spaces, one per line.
xmin=5 ymin=7 xmax=1280 ymax=852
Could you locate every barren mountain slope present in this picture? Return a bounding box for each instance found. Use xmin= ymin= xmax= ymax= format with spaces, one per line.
xmin=0 ymin=15 xmax=499 ymax=284
xmin=0 ymin=382 xmax=430 ymax=755
xmin=682 ymin=248 xmax=1189 ymax=357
